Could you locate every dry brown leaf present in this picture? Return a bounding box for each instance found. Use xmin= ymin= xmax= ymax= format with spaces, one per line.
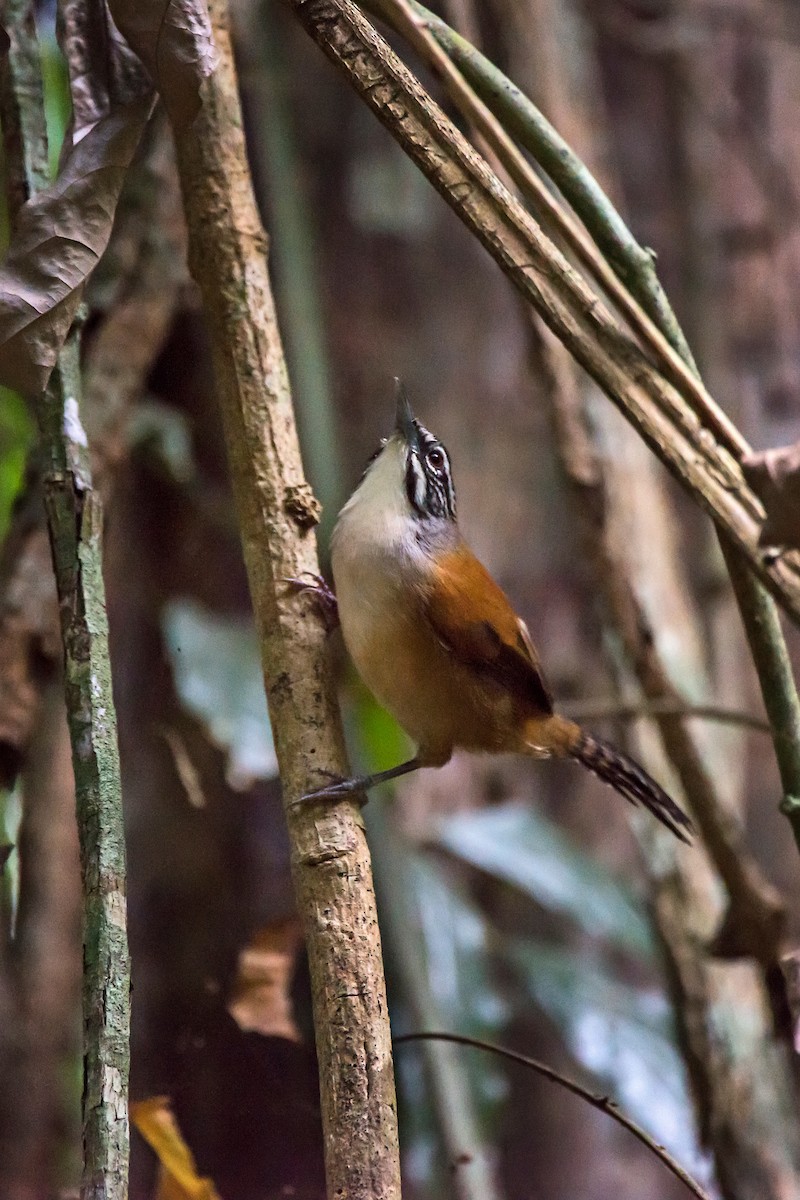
xmin=742 ymin=443 xmax=800 ymax=549
xmin=58 ymin=0 xmax=149 ymax=139
xmin=0 ymin=97 xmax=152 ymax=396
xmin=227 ymin=917 xmax=303 ymax=1040
xmin=131 ymin=1095 xmax=221 ymax=1200
xmin=106 ymin=0 xmax=217 ymax=130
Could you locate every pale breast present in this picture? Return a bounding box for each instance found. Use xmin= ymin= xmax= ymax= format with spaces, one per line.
xmin=332 ymin=523 xmax=513 ymax=757
xmin=329 ymin=452 xmax=513 ymax=755
xmin=331 ymin=505 xmax=448 ymax=748
xmin=332 ymin=517 xmax=422 ymax=695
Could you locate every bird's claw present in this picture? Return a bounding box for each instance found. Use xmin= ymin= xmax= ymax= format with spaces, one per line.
xmin=292 ymin=769 xmax=368 ymax=808
xmin=283 ymin=572 xmax=339 ymax=631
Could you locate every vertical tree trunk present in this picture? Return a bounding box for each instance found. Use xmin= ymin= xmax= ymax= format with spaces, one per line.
xmin=168 ymin=3 xmax=402 ymax=1196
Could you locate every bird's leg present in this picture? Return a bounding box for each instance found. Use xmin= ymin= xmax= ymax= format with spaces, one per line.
xmin=297 ymin=757 xmax=422 ymax=804
xmin=283 ymin=572 xmax=339 ymax=631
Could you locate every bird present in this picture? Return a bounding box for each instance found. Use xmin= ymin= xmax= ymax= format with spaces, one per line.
xmin=297 ymin=384 xmax=692 ymax=843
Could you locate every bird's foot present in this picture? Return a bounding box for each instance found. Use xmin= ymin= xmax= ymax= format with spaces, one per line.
xmin=294 ymin=757 xmax=423 ymax=807
xmin=293 ymin=768 xmax=368 ymax=808
xmin=283 ymin=572 xmax=339 ymax=631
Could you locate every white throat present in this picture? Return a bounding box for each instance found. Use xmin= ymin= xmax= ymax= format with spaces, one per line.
xmin=329 ymin=428 xmax=459 ymax=729
xmin=332 ymin=435 xmax=415 ymax=560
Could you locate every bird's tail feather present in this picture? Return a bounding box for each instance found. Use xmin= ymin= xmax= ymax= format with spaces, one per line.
xmin=570 ymin=731 xmax=693 ymax=844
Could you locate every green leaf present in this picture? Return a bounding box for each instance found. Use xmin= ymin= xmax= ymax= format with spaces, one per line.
xmin=353 ymin=676 xmax=505 ymax=1193
xmin=367 ymin=799 xmax=508 ymax=1177
xmin=0 ymin=387 xmax=32 ymax=540
xmin=350 ymin=685 xmax=411 ymax=773
xmin=38 ymin=22 xmax=70 ymax=178
xmin=161 ymin=599 xmax=277 ymax=788
xmin=408 ymin=857 xmax=510 ymax=1137
xmin=435 ymin=803 xmax=654 ymax=959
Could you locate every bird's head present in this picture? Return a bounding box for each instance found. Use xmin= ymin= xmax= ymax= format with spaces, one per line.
xmin=369 ymin=380 xmax=457 ymax=522
xmin=335 ymin=381 xmax=457 ymax=545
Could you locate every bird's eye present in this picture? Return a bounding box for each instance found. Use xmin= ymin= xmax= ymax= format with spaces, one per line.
xmin=427 ymin=447 xmax=445 ymax=470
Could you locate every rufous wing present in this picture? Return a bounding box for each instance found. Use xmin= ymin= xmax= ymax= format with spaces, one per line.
xmin=420 ymin=542 xmax=553 ymax=715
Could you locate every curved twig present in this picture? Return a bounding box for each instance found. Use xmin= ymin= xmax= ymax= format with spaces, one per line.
xmin=395 ymin=1031 xmax=713 ymax=1200
xmin=563 ymin=699 xmax=771 ymax=734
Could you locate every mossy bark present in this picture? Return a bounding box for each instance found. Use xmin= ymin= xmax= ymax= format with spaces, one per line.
xmin=42 ymin=459 xmax=130 ymax=1200
xmin=0 ymin=5 xmax=131 ymax=1194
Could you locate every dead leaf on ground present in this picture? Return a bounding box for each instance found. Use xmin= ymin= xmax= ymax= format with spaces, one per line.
xmin=742 ymin=443 xmax=800 ymax=549
xmin=0 ymin=97 xmax=151 ymax=397
xmin=106 ymin=0 xmax=218 ymax=130
xmin=227 ymin=917 xmax=303 ymax=1040
xmin=131 ymin=1095 xmax=221 ymax=1200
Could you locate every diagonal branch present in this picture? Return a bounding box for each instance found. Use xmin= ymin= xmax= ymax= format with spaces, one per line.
xmin=395 ymin=1031 xmax=713 ymax=1200
xmin=367 ymin=0 xmax=747 ymax=463
xmin=366 ymin=0 xmax=716 ymax=428
xmin=410 ymin=0 xmax=696 ymax=365
xmin=371 ymin=0 xmax=800 ymax=858
xmin=288 ymin=0 xmax=800 ymax=628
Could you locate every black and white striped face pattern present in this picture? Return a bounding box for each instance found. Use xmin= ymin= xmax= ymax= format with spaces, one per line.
xmin=404 ymin=421 xmax=457 ymax=521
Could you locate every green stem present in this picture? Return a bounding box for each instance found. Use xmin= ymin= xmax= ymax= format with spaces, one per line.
xmin=401 ymin=0 xmax=800 ymax=855
xmin=40 ymin=345 xmax=130 ymax=1200
xmin=722 ymin=537 xmax=800 ymax=852
xmin=412 ymin=0 xmax=697 ymax=372
xmin=0 ymin=9 xmax=130 ymax=1196
xmin=245 ymin=0 xmax=343 ymax=547
xmin=0 ymin=0 xmax=50 ymax=211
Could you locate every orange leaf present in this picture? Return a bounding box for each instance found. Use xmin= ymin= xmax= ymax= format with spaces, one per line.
xmin=131 ymin=1095 xmax=221 ymax=1200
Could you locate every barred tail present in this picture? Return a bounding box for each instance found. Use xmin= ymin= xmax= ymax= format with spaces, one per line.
xmin=570 ymin=732 xmax=693 ymax=844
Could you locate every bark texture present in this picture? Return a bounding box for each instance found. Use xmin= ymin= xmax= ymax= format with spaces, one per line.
xmin=0 ymin=5 xmax=131 ymax=1196
xmin=288 ymin=0 xmax=800 ymax=628
xmin=169 ymin=3 xmax=401 ymax=1197
xmin=45 ymin=468 xmax=130 ymax=1200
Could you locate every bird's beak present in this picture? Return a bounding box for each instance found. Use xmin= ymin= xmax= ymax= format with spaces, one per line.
xmin=394 ymin=379 xmax=417 ymax=443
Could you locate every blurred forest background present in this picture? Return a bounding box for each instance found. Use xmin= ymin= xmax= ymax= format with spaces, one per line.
xmin=3 ymin=0 xmax=800 ymax=1197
